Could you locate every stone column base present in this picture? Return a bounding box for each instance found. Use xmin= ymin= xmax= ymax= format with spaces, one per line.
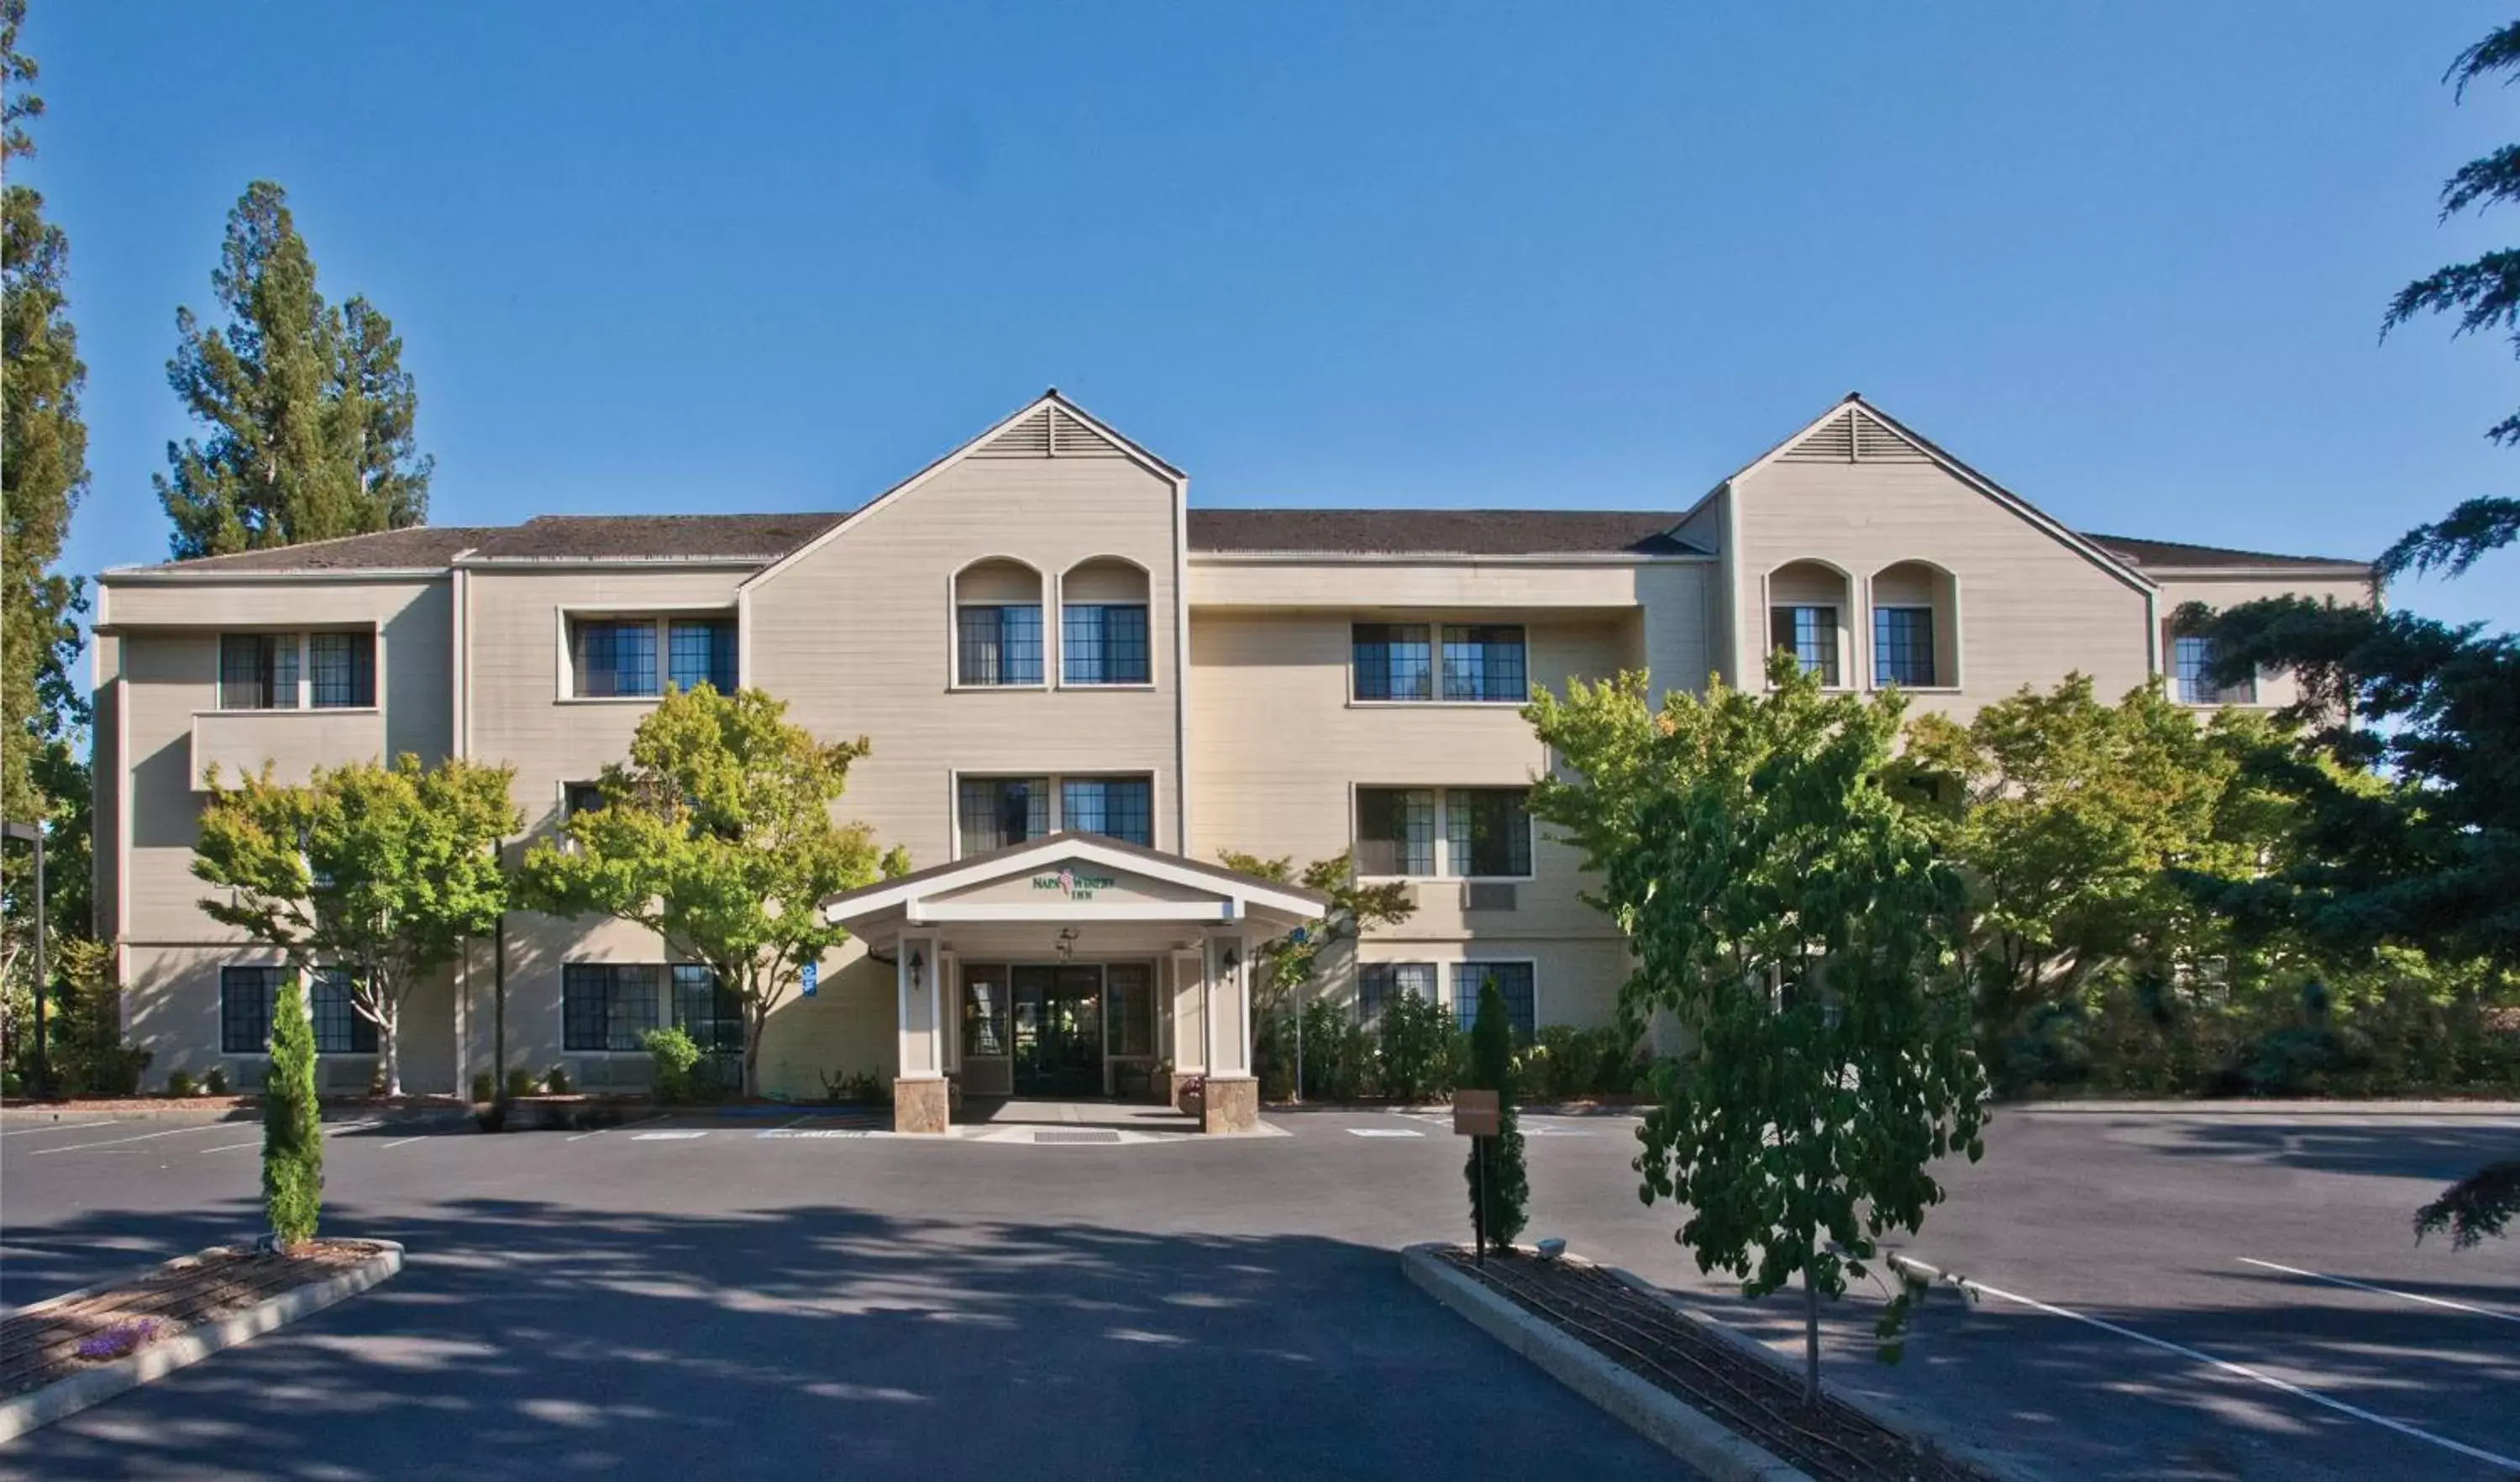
xmin=893 ymin=1075 xmax=950 ymax=1135
xmin=1201 ymin=1075 xmax=1259 ymax=1134
xmin=1169 ymin=1072 xmax=1205 ymax=1117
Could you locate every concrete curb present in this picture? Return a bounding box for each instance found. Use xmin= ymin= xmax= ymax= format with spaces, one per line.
xmin=0 ymin=1240 xmax=405 ymax=1447
xmin=2007 ymin=1098 xmax=2520 ymax=1117
xmin=1400 ymin=1243 xmax=1811 ymax=1481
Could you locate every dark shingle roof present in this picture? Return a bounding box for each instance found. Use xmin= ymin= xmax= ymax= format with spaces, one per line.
xmin=465 ymin=512 xmax=848 ymax=562
xmin=129 ymin=525 xmax=502 ymax=573
xmin=2080 ymin=533 xmax=2367 ymax=572
xmin=1186 ymin=508 xmax=1704 ymax=556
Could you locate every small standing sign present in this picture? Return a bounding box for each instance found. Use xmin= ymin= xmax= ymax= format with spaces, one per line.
xmin=801 ymin=961 xmax=819 ymax=999
xmin=1454 ymin=1089 xmax=1502 ymax=1263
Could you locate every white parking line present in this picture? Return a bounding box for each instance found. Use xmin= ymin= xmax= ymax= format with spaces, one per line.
xmin=631 ymin=1130 xmax=708 ymax=1141
xmin=2238 ymin=1257 xmax=2520 ymax=1326
xmin=381 ymin=1136 xmax=428 ymax=1150
xmin=200 ymin=1119 xmax=383 ymax=1154
xmin=0 ymin=1120 xmax=121 ymax=1138
xmin=569 ymin=1112 xmax=667 ymax=1143
xmin=1891 ymin=1254 xmax=2520 ymax=1472
xmin=1347 ymin=1128 xmax=1423 ymax=1138
xmin=26 ymin=1122 xmax=240 ymax=1155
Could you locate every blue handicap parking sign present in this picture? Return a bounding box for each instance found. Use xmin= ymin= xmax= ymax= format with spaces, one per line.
xmin=801 ymin=961 xmax=819 ymax=998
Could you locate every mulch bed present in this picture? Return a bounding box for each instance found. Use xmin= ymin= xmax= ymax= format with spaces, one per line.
xmin=0 ymin=1242 xmax=383 ymax=1399
xmin=1441 ymin=1249 xmax=1988 ymax=1482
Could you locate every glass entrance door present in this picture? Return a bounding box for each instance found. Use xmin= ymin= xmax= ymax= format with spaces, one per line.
xmin=1011 ymin=964 xmax=1104 ymax=1096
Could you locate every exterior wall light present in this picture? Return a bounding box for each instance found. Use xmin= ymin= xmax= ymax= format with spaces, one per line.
xmin=909 ymin=949 xmax=925 ymax=991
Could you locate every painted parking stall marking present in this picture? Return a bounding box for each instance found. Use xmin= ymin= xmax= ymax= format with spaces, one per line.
xmin=631 ymin=1130 xmax=709 ymax=1141
xmin=29 ymin=1122 xmax=242 ymax=1156
xmin=2239 ymin=1257 xmax=2520 ymax=1325
xmin=1347 ymin=1128 xmax=1423 ymax=1138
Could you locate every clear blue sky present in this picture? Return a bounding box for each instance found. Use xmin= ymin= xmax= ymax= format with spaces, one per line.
xmin=23 ymin=1 xmax=2518 ymax=630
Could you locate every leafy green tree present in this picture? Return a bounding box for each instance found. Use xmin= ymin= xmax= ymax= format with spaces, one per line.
xmin=193 ymin=756 xmax=518 ymax=1096
xmin=518 ymin=686 xmax=905 ymax=1097
xmin=1530 ymin=654 xmax=1988 ymax=1402
xmin=1461 ymin=972 xmax=1528 ymax=1248
xmin=1217 ymin=849 xmax=1414 ymax=1095
xmin=262 ymin=977 xmax=322 ymax=1247
xmin=155 ymin=180 xmax=432 ymax=559
xmin=1 ymin=0 xmax=92 ymax=1080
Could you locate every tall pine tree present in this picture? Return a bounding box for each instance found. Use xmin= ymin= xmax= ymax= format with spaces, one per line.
xmin=155 ymin=181 xmax=432 ymax=559
xmin=1 ymin=0 xmax=92 ymax=1006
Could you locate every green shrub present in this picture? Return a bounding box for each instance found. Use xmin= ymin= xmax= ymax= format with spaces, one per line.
xmin=689 ymin=1054 xmax=734 ymax=1103
xmin=1378 ymin=988 xmax=1455 ymax=1104
xmin=204 ymin=1066 xmax=231 ymax=1096
xmin=470 ymin=1070 xmax=495 ymax=1104
xmin=262 ymin=982 xmax=323 ymax=1247
xmin=818 ymin=1067 xmax=884 ymax=1103
xmin=643 ymin=1027 xmax=701 ymax=1104
xmin=1 ymin=1069 xmax=19 ymax=1098
xmin=165 ymin=1069 xmax=197 ymax=1098
xmin=544 ymin=1064 xmax=573 ymax=1096
xmin=1462 ymin=975 xmax=1529 ymax=1248
xmin=505 ymin=1067 xmax=538 ymax=1099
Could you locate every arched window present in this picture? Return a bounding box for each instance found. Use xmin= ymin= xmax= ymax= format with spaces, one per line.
xmin=1059 ymin=557 xmax=1152 ymax=686
xmin=1869 ymin=560 xmax=1959 ymax=689
xmin=953 ymin=559 xmax=1044 ymax=687
xmin=1766 ymin=560 xmax=1853 ymax=686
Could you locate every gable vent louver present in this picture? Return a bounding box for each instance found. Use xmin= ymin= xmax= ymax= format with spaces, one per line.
xmin=1851 ymin=409 xmax=1928 ymax=462
xmin=975 ymin=407 xmax=1053 ymax=457
xmin=1049 ymin=406 xmax=1122 ymax=457
xmin=1781 ymin=407 xmax=1857 ymax=462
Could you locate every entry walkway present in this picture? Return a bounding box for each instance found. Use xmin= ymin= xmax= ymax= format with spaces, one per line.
xmin=956 ymin=1097 xmax=1284 ymax=1145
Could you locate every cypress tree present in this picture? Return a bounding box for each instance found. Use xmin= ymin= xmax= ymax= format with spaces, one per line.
xmin=155 ymin=181 xmax=432 ymax=559
xmin=1462 ymin=974 xmax=1529 ymax=1248
xmin=262 ymin=979 xmax=323 ymax=1248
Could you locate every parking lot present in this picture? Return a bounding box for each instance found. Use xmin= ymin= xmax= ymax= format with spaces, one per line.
xmin=3 ymin=1100 xmax=2516 ymax=1481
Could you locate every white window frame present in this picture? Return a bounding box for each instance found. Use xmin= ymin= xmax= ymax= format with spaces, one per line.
xmin=948 ymin=560 xmax=1051 ymax=691
xmin=1351 ymin=784 xmax=1536 ymax=884
xmin=216 ymin=626 xmax=384 ymax=713
xmin=1054 ymin=560 xmax=1158 ymax=691
xmin=1347 ymin=620 xmax=1532 ymax=708
xmin=554 ymin=604 xmax=738 ymax=704
xmin=1446 ymin=958 xmax=1541 ymax=1038
xmin=947 ymin=769 xmax=1163 ymax=858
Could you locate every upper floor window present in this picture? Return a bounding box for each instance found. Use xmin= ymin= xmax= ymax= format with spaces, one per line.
xmin=1062 ymin=775 xmax=1153 ymax=846
xmin=572 ymin=619 xmax=659 ymax=697
xmin=1770 ymin=606 xmax=1840 ymax=686
xmin=1356 ymin=786 xmax=1530 ymax=877
xmin=1353 ymin=623 xmax=1526 ymax=703
xmin=1872 ymin=607 xmax=1935 ymax=687
xmin=2174 ymin=635 xmax=2255 ymax=706
xmin=959 ymin=775 xmax=1051 ymax=854
xmin=221 ymin=631 xmax=375 ymax=711
xmin=955 ymin=558 xmax=1045 ymax=687
xmin=667 ymin=618 xmax=738 ymax=693
xmin=307 ymin=633 xmax=377 ymax=708
xmin=1063 ymin=604 xmax=1150 ymax=685
xmin=1441 ymin=626 xmax=1527 ymax=702
xmin=1353 ymin=624 xmax=1435 ymax=701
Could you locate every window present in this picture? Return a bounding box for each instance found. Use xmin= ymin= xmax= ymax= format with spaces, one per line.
xmin=1446 ymin=788 xmax=1533 ymax=877
xmin=307 ymin=632 xmax=375 ymax=708
xmin=571 ymin=619 xmax=659 ymax=697
xmin=1770 ymin=606 xmax=1840 ymax=685
xmin=1358 ymin=962 xmax=1438 ymax=1027
xmin=1105 ymin=963 xmax=1154 ymax=1057
xmin=957 ymin=604 xmax=1043 ymax=686
xmin=220 ymin=965 xmax=287 ymax=1053
xmin=1872 ymin=607 xmax=1935 ymax=688
xmin=563 ymin=781 xmax=607 ymax=819
xmin=219 ymin=633 xmax=300 ymax=710
xmin=1450 ymin=962 xmax=1537 ymax=1043
xmin=311 ymin=969 xmax=379 ymax=1054
xmin=1355 ymin=787 xmax=1436 ymax=875
xmin=1062 ymin=776 xmax=1153 ymax=846
xmin=1352 ymin=623 xmax=1434 ymax=702
xmin=958 ymin=776 xmax=1051 ymax=854
xmin=1441 ymin=626 xmax=1527 ymax=702
xmin=667 ymin=618 xmax=738 ymax=693
xmin=2174 ymin=635 xmax=2255 ymax=705
xmin=671 ymin=964 xmax=744 ymax=1055
xmin=1062 ymin=604 xmax=1151 ymax=685
xmin=561 ymin=963 xmax=660 ymax=1051
xmin=963 ymin=968 xmax=1009 ymax=1059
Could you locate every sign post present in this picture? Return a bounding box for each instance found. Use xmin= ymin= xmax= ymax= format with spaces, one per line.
xmin=1453 ymin=1089 xmax=1502 ymax=1264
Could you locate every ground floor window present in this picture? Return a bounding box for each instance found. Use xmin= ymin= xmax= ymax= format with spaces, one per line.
xmin=312 ymin=969 xmax=380 ymax=1054
xmin=562 ymin=963 xmax=661 ymax=1051
xmin=963 ymin=967 xmax=1010 ymax=1059
xmin=220 ymin=965 xmax=287 ymax=1053
xmin=671 ymin=964 xmax=745 ymax=1054
xmin=1357 ymin=962 xmax=1438 ymax=1027
xmin=1105 ymin=963 xmax=1154 ymax=1058
xmin=1449 ymin=962 xmax=1536 ymax=1043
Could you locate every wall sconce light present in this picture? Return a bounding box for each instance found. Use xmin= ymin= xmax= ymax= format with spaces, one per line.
xmin=1221 ymin=945 xmax=1240 ymax=975
xmin=909 ymin=949 xmax=926 ymax=991
xmin=1055 ymin=928 xmax=1079 ymax=963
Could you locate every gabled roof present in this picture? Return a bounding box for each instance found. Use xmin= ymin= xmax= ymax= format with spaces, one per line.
xmin=114 ymin=525 xmax=501 ymax=575
xmin=1188 ymin=508 xmax=1706 ymax=557
xmin=461 ymin=512 xmax=851 ymax=563
xmin=822 ymin=831 xmax=1330 ymax=923
xmin=2079 ymin=533 xmax=2369 ymax=575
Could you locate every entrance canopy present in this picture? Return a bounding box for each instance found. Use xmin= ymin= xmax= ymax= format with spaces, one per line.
xmin=820 ymin=831 xmax=1330 ymax=956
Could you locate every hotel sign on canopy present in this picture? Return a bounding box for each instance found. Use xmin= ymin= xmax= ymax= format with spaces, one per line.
xmin=1032 ymin=868 xmax=1119 ymax=901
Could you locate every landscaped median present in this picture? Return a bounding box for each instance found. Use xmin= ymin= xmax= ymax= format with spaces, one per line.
xmin=1402 ymin=1243 xmax=2028 ymax=1482
xmin=0 ymin=1239 xmax=404 ymax=1444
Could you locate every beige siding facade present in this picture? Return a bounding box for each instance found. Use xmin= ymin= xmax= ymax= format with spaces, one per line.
xmin=89 ymin=392 xmax=2370 ymax=1101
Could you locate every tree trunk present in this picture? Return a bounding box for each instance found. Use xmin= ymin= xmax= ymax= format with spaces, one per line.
xmin=743 ymin=1007 xmax=765 ymax=1100
xmin=381 ymin=1001 xmax=402 ymax=1098
xmin=1803 ymin=1259 xmax=1822 ymax=1407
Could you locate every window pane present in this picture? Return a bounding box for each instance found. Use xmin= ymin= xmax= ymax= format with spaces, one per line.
xmin=1064 ymin=604 xmax=1150 ymax=685
xmin=1445 ymin=789 xmax=1531 ymax=876
xmin=220 ymin=633 xmax=299 ymax=710
xmin=312 ymin=969 xmax=378 ymax=1054
xmin=1357 ymin=962 xmax=1437 ymax=1027
xmin=220 ymin=966 xmax=281 ymax=1053
xmin=307 ymin=632 xmax=375 ymax=708
xmin=1105 ymin=963 xmax=1153 ymax=1056
xmin=959 ymin=776 xmax=1049 ymax=854
xmin=963 ymin=966 xmax=1010 ymax=1059
xmin=1450 ymin=962 xmax=1536 ymax=1043
xmin=1441 ymin=626 xmax=1527 ymax=702
xmin=574 ymin=620 xmax=659 ymax=697
xmin=1064 ymin=777 xmax=1152 ymax=846
xmin=1872 ymin=608 xmax=1935 ymax=688
xmin=668 ymin=618 xmax=738 ymax=693
xmin=1352 ymin=623 xmax=1432 ymax=702
xmin=1355 ymin=787 xmax=1436 ymax=875
xmin=960 ymin=606 xmax=1042 ymax=686
xmin=1769 ymin=607 xmax=1840 ymax=686
xmin=672 ymin=964 xmax=744 ymax=1054
xmin=564 ymin=963 xmax=659 ymax=1051
xmin=2173 ymin=634 xmax=2251 ymax=704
